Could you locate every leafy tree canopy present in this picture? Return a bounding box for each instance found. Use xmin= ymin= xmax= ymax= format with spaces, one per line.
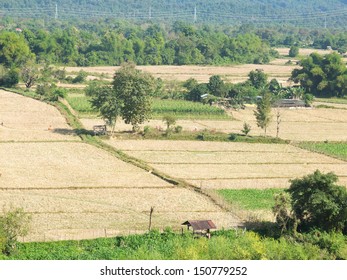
xmin=291 ymin=52 xmax=347 ymax=97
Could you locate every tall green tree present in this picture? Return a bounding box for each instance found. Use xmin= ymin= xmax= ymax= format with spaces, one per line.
xmin=112 ymin=63 xmax=155 ymax=131
xmin=248 ymin=69 xmax=268 ymax=89
xmin=291 ymin=52 xmax=347 ymax=97
xmin=254 ymin=90 xmax=272 ymax=135
xmin=85 ymin=82 xmax=118 ymax=135
xmin=0 ymin=32 xmax=32 ymax=67
xmin=288 ymin=170 xmax=347 ymax=233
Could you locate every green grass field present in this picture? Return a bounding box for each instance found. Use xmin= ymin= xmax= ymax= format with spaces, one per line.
xmin=218 ymin=189 xmax=284 ymax=210
xmin=151 ymin=99 xmax=230 ymax=119
xmin=66 ymin=94 xmax=229 ymax=119
xmin=299 ymin=142 xmax=347 ymax=161
xmin=315 ymin=97 xmax=347 ymax=104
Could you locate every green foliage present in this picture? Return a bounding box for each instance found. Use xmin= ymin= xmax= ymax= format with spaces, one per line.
xmin=5 ymin=229 xmax=343 ymax=260
xmin=36 ymin=83 xmax=66 ymax=101
xmin=299 ymin=142 xmax=347 ymax=161
xmin=72 ymin=70 xmax=88 ymax=84
xmin=0 ymin=31 xmax=32 ymax=67
xmin=254 ymin=90 xmax=272 ymax=135
xmin=208 ymin=75 xmax=227 ymax=98
xmin=0 ymin=207 xmax=31 ymax=256
xmin=288 ymin=170 xmax=347 ymax=233
xmin=291 ymin=52 xmax=347 ymax=97
xmin=85 ymin=82 xmax=118 ymax=134
xmin=113 ymin=63 xmax=155 ymax=131
xmin=162 ymin=115 xmax=176 ymax=131
xmin=0 ymin=67 xmax=19 ymax=87
xmin=248 ymin=69 xmax=268 ymax=89
xmin=219 ymin=189 xmax=284 ymax=210
xmin=152 ymin=99 xmax=228 ymax=119
xmin=241 ymin=122 xmax=251 ymax=136
xmin=289 ymin=45 xmax=299 ymax=57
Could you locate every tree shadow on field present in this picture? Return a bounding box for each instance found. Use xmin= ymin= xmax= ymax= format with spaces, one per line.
xmin=52 ymin=128 xmax=94 ymax=137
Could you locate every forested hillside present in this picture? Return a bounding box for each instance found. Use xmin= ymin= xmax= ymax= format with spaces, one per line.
xmin=0 ymin=0 xmax=347 ymax=28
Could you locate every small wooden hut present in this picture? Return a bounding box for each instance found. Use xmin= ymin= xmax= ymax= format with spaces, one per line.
xmin=181 ymin=220 xmax=216 ymax=238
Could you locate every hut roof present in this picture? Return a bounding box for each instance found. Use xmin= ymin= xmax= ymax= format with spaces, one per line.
xmin=182 ymin=220 xmax=216 ymax=231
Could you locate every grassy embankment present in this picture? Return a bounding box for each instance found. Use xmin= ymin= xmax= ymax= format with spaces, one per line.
xmin=2 ymin=229 xmax=347 ymax=260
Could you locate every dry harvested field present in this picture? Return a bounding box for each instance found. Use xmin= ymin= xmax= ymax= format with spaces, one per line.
xmin=0 ymin=188 xmax=235 ymax=241
xmin=108 ymin=140 xmax=347 ymax=191
xmin=275 ymin=47 xmax=333 ymax=56
xmin=62 ymin=48 xmax=334 ymax=86
xmin=0 ymin=90 xmax=78 ymax=142
xmin=81 ymin=105 xmax=347 ymax=142
xmin=63 ymin=63 xmax=297 ymax=84
xmin=0 ymin=90 xmax=237 ymax=241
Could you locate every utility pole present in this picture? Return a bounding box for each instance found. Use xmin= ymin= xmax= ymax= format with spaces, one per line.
xmin=324 ymin=15 xmax=327 ymax=29
xmin=55 ymin=3 xmax=58 ymax=20
xmin=194 ymin=5 xmax=197 ymax=22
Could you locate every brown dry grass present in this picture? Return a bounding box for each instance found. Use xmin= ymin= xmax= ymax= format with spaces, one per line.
xmin=0 ymin=90 xmax=79 ymax=142
xmin=63 ymin=63 xmax=298 ymax=84
xmin=0 ymin=142 xmax=170 ymax=189
xmin=107 ymin=140 xmax=347 ymax=190
xmin=0 ymin=188 xmax=236 ymax=241
xmin=0 ymin=89 xmax=239 ymax=241
xmin=275 ymin=48 xmax=333 ymax=56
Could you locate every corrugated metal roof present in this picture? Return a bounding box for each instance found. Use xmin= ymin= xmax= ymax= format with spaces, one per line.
xmin=182 ymin=220 xmax=217 ymax=231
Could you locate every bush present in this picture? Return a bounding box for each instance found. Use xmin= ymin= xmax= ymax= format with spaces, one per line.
xmin=174 ymin=125 xmax=183 ymax=133
xmin=0 ymin=68 xmax=19 ymax=87
xmin=36 ymin=83 xmax=67 ymax=101
xmin=289 ymin=46 xmax=299 ymax=57
xmin=72 ymin=70 xmax=88 ymax=84
xmin=0 ymin=207 xmax=31 ymax=255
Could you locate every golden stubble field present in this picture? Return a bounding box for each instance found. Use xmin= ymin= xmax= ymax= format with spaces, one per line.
xmin=0 ymin=90 xmax=79 ymax=142
xmin=107 ymin=140 xmax=347 ymax=191
xmin=0 ymin=90 xmax=238 ymax=241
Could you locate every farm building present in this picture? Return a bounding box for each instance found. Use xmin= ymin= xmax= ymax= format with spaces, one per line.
xmin=273 ymin=99 xmax=306 ymax=108
xmin=182 ymin=220 xmax=217 ymax=238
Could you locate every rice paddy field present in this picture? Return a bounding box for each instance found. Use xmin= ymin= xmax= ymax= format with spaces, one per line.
xmin=0 ymin=90 xmax=238 ymax=241
xmin=108 ymin=140 xmax=347 ymax=191
xmin=0 ymin=90 xmax=79 ymax=142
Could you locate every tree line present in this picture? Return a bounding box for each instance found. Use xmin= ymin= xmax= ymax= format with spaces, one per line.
xmin=0 ymin=22 xmax=276 ymax=67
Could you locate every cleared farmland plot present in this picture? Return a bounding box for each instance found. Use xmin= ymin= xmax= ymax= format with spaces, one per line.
xmin=0 ymin=90 xmax=79 ymax=142
xmin=109 ymin=140 xmax=347 ymax=190
xmin=0 ymin=188 xmax=236 ymax=241
xmin=0 ymin=142 xmax=170 ymax=189
xmin=0 ymin=90 xmax=238 ymax=241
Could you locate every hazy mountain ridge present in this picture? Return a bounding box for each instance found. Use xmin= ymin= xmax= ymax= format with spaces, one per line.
xmin=0 ymin=0 xmax=347 ymax=27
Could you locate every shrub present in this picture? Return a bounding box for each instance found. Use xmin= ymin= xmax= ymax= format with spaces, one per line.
xmin=72 ymin=70 xmax=88 ymax=84
xmin=241 ymin=122 xmax=251 ymax=136
xmin=0 ymin=207 xmax=31 ymax=255
xmin=0 ymin=68 xmax=19 ymax=87
xmin=174 ymin=125 xmax=183 ymax=133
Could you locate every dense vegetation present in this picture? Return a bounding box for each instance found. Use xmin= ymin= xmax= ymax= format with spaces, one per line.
xmin=1 ymin=0 xmax=347 ymax=28
xmin=291 ymin=52 xmax=347 ymax=97
xmin=2 ymin=229 xmax=347 ymax=260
